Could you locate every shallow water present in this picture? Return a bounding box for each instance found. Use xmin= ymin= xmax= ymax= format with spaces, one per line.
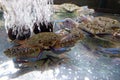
xmin=0 ymin=12 xmax=120 ymax=80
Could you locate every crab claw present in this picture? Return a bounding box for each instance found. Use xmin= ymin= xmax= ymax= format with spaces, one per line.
xmin=96 ymin=47 xmax=120 ymax=54
xmin=13 ymin=51 xmax=44 ymax=64
xmin=62 ymin=18 xmax=77 ymax=29
xmin=96 ymin=47 xmax=120 ymax=57
xmin=53 ymin=18 xmax=78 ymax=32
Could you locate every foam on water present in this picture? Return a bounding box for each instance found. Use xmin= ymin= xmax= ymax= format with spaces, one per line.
xmin=0 ymin=0 xmax=53 ymax=34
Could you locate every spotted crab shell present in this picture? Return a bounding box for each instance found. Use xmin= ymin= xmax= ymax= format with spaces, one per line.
xmin=79 ymin=17 xmax=120 ymax=34
xmin=4 ymin=46 xmax=40 ymax=58
xmin=61 ymin=3 xmax=80 ymax=12
xmin=25 ymin=32 xmax=60 ymax=48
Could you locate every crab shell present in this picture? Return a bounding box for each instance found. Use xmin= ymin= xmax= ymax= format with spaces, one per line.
xmin=53 ymin=3 xmax=79 ymax=13
xmin=15 ymin=32 xmax=61 ymax=49
xmin=79 ymin=17 xmax=120 ymax=34
xmin=4 ymin=46 xmax=41 ymax=58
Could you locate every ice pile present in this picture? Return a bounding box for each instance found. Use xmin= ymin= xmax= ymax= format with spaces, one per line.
xmin=0 ymin=0 xmax=53 ymax=34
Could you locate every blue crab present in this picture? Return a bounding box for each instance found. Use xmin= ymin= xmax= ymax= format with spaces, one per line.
xmin=79 ymin=17 xmax=120 ymax=40
xmin=57 ymin=17 xmax=120 ymax=42
xmin=58 ymin=18 xmax=120 ymax=58
xmin=4 ymin=28 xmax=84 ymax=64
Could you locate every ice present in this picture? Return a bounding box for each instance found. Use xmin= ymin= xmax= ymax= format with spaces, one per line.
xmin=0 ymin=0 xmax=53 ymax=35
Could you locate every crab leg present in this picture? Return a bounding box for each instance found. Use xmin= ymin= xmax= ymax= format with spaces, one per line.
xmin=26 ymin=50 xmax=44 ymax=62
xmin=97 ymin=47 xmax=120 ymax=54
xmin=13 ymin=50 xmax=44 ymax=63
xmin=50 ymin=46 xmax=71 ymax=54
xmin=51 ymin=29 xmax=84 ymax=54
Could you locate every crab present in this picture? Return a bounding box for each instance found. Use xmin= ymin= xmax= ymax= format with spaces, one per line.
xmin=4 ymin=17 xmax=120 ymax=68
xmin=53 ymin=3 xmax=94 ymax=20
xmin=79 ymin=17 xmax=120 ymax=34
xmin=77 ymin=17 xmax=120 ymax=42
xmin=55 ymin=17 xmax=120 ymax=38
xmin=84 ymin=34 xmax=120 ymax=57
xmin=53 ymin=3 xmax=94 ymax=14
xmin=4 ymin=28 xmax=84 ymax=65
xmin=53 ymin=3 xmax=80 ymax=13
xmin=55 ymin=18 xmax=120 ymax=49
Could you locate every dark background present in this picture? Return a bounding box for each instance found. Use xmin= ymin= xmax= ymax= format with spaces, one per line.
xmin=54 ymin=0 xmax=120 ymax=9
xmin=54 ymin=0 xmax=120 ymax=14
xmin=0 ymin=0 xmax=120 ymax=14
